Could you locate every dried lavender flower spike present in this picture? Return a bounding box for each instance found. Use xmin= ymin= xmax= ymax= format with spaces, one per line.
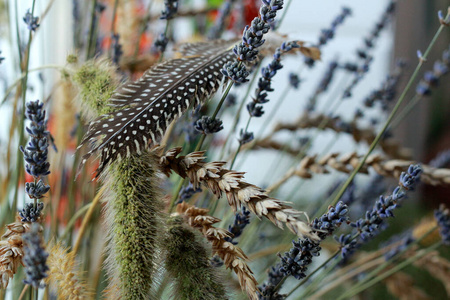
xmin=22 ymin=224 xmax=49 ymax=288
xmin=23 ymin=9 xmax=39 ymax=31
xmin=434 ymin=204 xmax=450 ymax=245
xmin=194 ymin=116 xmax=224 ymax=135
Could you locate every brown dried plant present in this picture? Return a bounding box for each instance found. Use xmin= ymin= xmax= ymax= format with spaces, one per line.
xmin=269 ymin=112 xmax=411 ymax=159
xmin=268 ymin=151 xmax=450 ymax=191
xmin=384 ymin=271 xmax=431 ymax=300
xmin=47 ymin=243 xmax=91 ymax=299
xmin=0 ymin=216 xmax=31 ymax=289
xmin=414 ymin=251 xmax=450 ymax=297
xmin=159 ymin=147 xmax=319 ymax=242
xmin=176 ymin=202 xmax=259 ymax=300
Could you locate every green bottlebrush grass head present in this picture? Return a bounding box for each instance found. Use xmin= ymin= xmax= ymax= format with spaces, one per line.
xmin=163 ymin=216 xmax=229 ymax=300
xmin=102 ymin=150 xmax=165 ymax=300
xmin=72 ymin=58 xmax=121 ymax=120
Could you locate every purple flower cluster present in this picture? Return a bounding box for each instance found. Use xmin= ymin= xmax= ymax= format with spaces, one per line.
xmin=224 ymin=207 xmax=251 ymax=245
xmin=160 ymin=0 xmax=178 ymax=20
xmin=434 ymin=204 xmax=450 ymax=245
xmin=339 ymin=165 xmax=422 ymax=260
xmin=23 ymin=9 xmax=39 ymax=31
xmin=416 ymin=45 xmax=449 ymax=96
xmin=356 ymin=1 xmax=396 ymax=60
xmin=277 ymin=202 xmax=348 ymax=281
xmin=177 ymin=183 xmax=202 ymax=204
xmin=306 ymin=60 xmax=339 ymax=111
xmin=111 ymin=34 xmax=123 ymax=65
xmin=429 ymin=149 xmax=450 ymax=168
xmin=247 ymin=42 xmax=299 ymax=117
xmin=194 ymin=116 xmax=224 ymax=135
xmin=222 ymin=0 xmax=284 ymax=83
xmin=238 ymin=129 xmax=254 ymax=145
xmin=22 ymin=224 xmax=49 ymax=288
xmin=20 ymin=100 xmax=51 ymax=222
xmin=364 ymin=59 xmax=406 ymax=110
xmin=304 ymin=7 xmax=351 ymax=68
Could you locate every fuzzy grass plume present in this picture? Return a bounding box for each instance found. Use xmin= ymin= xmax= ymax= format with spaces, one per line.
xmin=102 ymin=151 xmax=164 ymax=299
xmin=46 ymin=242 xmax=90 ymax=299
xmin=163 ymin=216 xmax=228 ymax=300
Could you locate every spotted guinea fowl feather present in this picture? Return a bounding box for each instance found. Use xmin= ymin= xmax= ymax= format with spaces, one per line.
xmin=78 ymin=41 xmax=236 ymax=177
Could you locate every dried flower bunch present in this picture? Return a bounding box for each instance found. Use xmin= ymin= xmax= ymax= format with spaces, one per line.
xmin=1 ymin=0 xmax=450 ymax=300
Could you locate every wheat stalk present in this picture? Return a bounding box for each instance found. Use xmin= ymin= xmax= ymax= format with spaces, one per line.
xmin=0 ymin=217 xmax=31 ymax=289
xmin=414 ymin=251 xmax=450 ymax=296
xmin=269 ymin=152 xmax=450 ymax=191
xmin=270 ymin=112 xmax=411 ymax=159
xmin=175 ymin=202 xmax=258 ymax=300
xmin=384 ymin=271 xmax=431 ymax=300
xmin=159 ymin=147 xmax=319 ymax=242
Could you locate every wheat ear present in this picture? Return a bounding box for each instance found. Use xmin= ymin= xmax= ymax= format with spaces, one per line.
xmin=414 ymin=251 xmax=450 ymax=296
xmin=0 ymin=216 xmax=31 ymax=289
xmin=271 ymin=112 xmax=411 ymax=159
xmin=176 ymin=202 xmax=259 ymax=300
xmin=269 ymin=152 xmax=450 ymax=191
xmin=159 ymin=147 xmax=319 ymax=242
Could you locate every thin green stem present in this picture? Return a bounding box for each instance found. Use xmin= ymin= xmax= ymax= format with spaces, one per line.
xmin=276 ymin=0 xmax=293 ymax=30
xmin=86 ymin=0 xmax=99 ymax=60
xmin=329 ymin=20 xmax=447 ymax=209
xmin=337 ymin=241 xmax=442 ymax=300
xmin=230 ymin=116 xmax=251 ymax=169
xmin=219 ymin=62 xmax=262 ymax=160
xmin=389 ymin=94 xmax=421 ymax=130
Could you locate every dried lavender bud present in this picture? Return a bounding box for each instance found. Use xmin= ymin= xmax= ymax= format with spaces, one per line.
xmin=225 ymin=93 xmax=237 ymax=107
xmin=305 ymin=7 xmax=351 ymax=68
xmin=25 ymin=180 xmax=50 ymax=201
xmin=19 ymin=202 xmax=45 ymax=223
xmin=153 ymin=33 xmax=169 ymax=53
xmin=279 ymin=238 xmax=321 ymax=280
xmin=416 ymin=45 xmax=450 ymax=96
xmin=221 ymin=61 xmax=249 ymax=83
xmin=435 ymin=204 xmax=450 ymax=245
xmin=20 ymin=100 xmax=51 ymax=179
xmin=429 ymin=150 xmax=450 ymax=168
xmin=178 ymin=183 xmax=202 ymax=204
xmin=238 ymin=129 xmax=254 ymax=145
xmin=22 ymin=224 xmax=49 ymax=288
xmin=160 ymin=0 xmax=178 ymax=20
xmin=111 ymin=34 xmax=123 ymax=65
xmin=311 ymin=201 xmax=349 ymax=240
xmin=335 ymin=234 xmax=358 ymax=260
xmin=224 ymin=0 xmax=284 ymax=82
xmin=383 ymin=232 xmax=414 ymax=260
xmin=209 ymin=255 xmax=224 ymax=267
xmin=224 ymin=207 xmax=250 ymax=245
xmin=289 ymin=73 xmax=301 ymax=89
xmin=0 ymin=51 xmax=4 ymax=64
xmin=23 ymin=9 xmax=39 ymax=31
xmin=247 ymin=102 xmax=264 ymax=117
xmin=399 ymin=164 xmax=422 ymax=190
xmin=194 ymin=116 xmax=223 ymax=135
